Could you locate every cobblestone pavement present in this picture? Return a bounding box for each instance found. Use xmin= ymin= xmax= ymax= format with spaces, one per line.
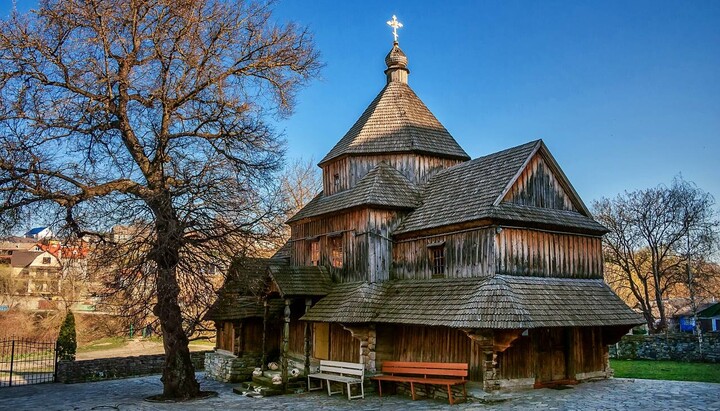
xmin=0 ymin=374 xmax=718 ymax=411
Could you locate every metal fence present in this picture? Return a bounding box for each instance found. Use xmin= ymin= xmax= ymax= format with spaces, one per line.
xmin=0 ymin=338 xmax=56 ymax=387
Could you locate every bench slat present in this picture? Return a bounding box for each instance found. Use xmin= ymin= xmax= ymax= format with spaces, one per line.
xmin=371 ymin=375 xmax=466 ymax=384
xmin=321 ymin=360 xmax=364 ymax=370
xmin=382 ymin=361 xmax=468 ymax=370
xmin=320 ymin=365 xmax=364 ymax=376
xmin=381 ymin=367 xmax=467 ymax=377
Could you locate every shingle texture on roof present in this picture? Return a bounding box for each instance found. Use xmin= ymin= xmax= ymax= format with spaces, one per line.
xmin=204 ymin=258 xmax=271 ymax=321
xmin=302 ymin=275 xmax=643 ymax=329
xmin=395 ymin=140 xmax=607 ymax=234
xmin=287 ymin=162 xmax=420 ymax=222
xmin=269 ymin=264 xmax=332 ymax=297
xmin=319 ymin=82 xmax=469 ymax=165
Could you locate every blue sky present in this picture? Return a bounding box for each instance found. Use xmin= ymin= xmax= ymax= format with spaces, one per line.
xmin=2 ymin=0 xmax=719 ymax=206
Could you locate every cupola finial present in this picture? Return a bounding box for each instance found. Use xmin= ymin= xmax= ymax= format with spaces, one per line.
xmin=386 ymin=15 xmax=403 ymax=44
xmin=384 ymin=15 xmax=409 ymax=84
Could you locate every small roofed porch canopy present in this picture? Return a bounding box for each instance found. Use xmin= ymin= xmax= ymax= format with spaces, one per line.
xmin=265 ymin=264 xmax=332 ymax=386
xmin=302 ymin=275 xmax=643 ymax=389
xmin=204 ymin=258 xmax=279 ymax=357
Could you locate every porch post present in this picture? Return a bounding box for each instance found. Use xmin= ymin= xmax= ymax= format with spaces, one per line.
xmin=281 ymin=298 xmax=291 ymax=388
xmin=304 ymin=298 xmax=312 ymax=375
xmin=261 ymin=300 xmax=268 ymax=371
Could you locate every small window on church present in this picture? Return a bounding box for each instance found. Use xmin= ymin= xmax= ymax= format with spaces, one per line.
xmin=42 ymin=257 xmax=51 ymax=264
xmin=309 ymin=240 xmax=320 ymax=266
xmin=330 ymin=236 xmax=343 ymax=268
xmin=428 ymin=242 xmax=445 ymax=277
xmin=333 ymin=174 xmax=340 ymax=192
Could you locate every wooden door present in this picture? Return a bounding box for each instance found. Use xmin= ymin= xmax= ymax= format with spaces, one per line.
xmin=535 ymin=328 xmax=568 ymax=383
xmin=313 ymin=322 xmax=330 ymax=360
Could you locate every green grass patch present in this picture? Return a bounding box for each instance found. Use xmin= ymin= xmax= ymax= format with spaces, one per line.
xmin=189 ymin=339 xmax=215 ymax=347
xmin=77 ymin=337 xmax=128 ymax=352
xmin=611 ymin=359 xmax=720 ymax=384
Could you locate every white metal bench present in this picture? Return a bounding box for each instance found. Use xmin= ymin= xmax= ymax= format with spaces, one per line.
xmin=307 ymin=360 xmax=365 ymax=399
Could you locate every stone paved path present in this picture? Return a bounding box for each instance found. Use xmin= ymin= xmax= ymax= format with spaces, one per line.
xmin=0 ymin=374 xmax=717 ymax=411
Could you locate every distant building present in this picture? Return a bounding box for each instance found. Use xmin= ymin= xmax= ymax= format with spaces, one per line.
xmin=675 ymin=301 xmax=720 ymax=333
xmin=3 ymin=250 xmax=62 ymax=295
xmin=24 ymin=227 xmax=53 ymax=240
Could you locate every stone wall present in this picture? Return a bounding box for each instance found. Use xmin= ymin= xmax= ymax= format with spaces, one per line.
xmin=204 ymin=350 xmax=260 ymax=383
xmin=610 ymin=334 xmax=720 ymax=363
xmin=56 ymin=351 xmax=209 ymax=383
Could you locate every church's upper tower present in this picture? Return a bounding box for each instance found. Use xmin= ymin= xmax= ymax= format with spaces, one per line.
xmin=318 ymin=16 xmax=469 ymax=196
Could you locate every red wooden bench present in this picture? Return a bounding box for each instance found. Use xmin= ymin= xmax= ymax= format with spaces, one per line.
xmin=370 ymin=361 xmax=468 ymax=405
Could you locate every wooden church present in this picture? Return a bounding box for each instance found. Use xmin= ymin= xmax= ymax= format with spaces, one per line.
xmin=205 ymin=28 xmax=642 ymax=393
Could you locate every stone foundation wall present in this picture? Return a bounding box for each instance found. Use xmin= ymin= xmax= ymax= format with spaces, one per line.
xmin=610 ymin=334 xmax=720 ymax=363
xmin=204 ymin=351 xmax=261 ymax=382
xmin=56 ymin=351 xmax=209 ymax=383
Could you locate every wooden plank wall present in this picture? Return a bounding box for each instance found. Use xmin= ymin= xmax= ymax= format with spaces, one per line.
xmin=241 ymin=318 xmax=264 ymax=354
xmin=503 ymin=154 xmax=577 ymax=211
xmin=329 ymin=324 xmax=360 ymax=363
xmin=495 ymin=228 xmax=603 ymax=278
xmin=375 ymin=324 xmax=480 ymax=380
xmin=572 ymin=327 xmax=605 ymax=373
xmin=291 ymin=209 xmax=404 ymax=283
xmin=496 ymin=335 xmax=534 ymax=380
xmin=322 ymin=154 xmax=463 ymax=195
xmin=290 ymin=210 xmax=367 ymax=282
xmin=392 ymin=227 xmax=495 ymax=279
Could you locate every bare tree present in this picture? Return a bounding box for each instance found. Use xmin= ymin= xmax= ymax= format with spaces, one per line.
xmin=0 ymin=0 xmax=319 ymax=399
xmin=594 ymin=177 xmax=719 ymax=333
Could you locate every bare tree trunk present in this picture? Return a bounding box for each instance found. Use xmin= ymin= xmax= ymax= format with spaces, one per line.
xmin=152 ymin=206 xmax=200 ymax=398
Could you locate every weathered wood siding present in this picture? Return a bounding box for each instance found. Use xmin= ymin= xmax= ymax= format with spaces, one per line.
xmin=290 ymin=210 xmax=367 ymax=282
xmin=495 ymin=228 xmax=603 ymax=278
xmin=329 ymin=324 xmax=361 ymax=363
xmin=496 ymin=334 xmax=534 ymax=380
xmin=375 ymin=324 xmax=482 ymax=381
xmin=503 ymin=154 xmax=577 ymax=211
xmin=496 ymin=327 xmax=607 ymax=382
xmin=289 ymin=303 xmax=306 ymax=355
xmin=392 ymin=228 xmax=495 ymax=279
xmin=290 ymin=209 xmax=403 ymax=283
xmin=323 ymin=154 xmax=462 ymax=195
xmin=572 ymin=327 xmax=605 ymax=374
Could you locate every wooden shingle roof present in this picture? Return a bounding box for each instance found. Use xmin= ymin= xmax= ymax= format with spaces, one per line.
xmin=319 ymin=82 xmax=469 ymax=166
xmin=287 ymin=162 xmax=420 ymax=223
xmin=301 ymin=275 xmax=643 ymax=329
xmin=204 ymin=258 xmax=271 ymax=321
xmin=268 ymin=264 xmax=332 ymax=297
xmin=395 ymin=140 xmax=607 ymax=234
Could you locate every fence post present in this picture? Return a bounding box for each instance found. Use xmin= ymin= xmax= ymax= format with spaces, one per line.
xmin=54 ymin=340 xmax=59 ymax=383
xmin=8 ymin=339 xmax=15 ymax=387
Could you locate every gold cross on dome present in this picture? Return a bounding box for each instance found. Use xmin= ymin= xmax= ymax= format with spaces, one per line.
xmin=387 ymin=15 xmax=403 ymax=42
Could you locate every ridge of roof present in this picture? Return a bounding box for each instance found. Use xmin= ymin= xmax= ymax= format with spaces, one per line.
xmin=319 ymin=82 xmax=469 ymax=165
xmin=287 ymin=162 xmax=420 ymax=223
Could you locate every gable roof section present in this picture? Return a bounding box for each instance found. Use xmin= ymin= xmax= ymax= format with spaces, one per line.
xmin=493 ymin=141 xmax=592 ymax=215
xmin=395 ymin=140 xmax=607 ymax=234
xmin=302 ymin=275 xmax=643 ymax=329
xmin=395 ymin=140 xmax=539 ymax=233
xmin=268 ymin=264 xmax=332 ymax=297
xmin=10 ymin=251 xmax=45 ymax=268
xmin=287 ymin=162 xmax=421 ymax=223
xmin=319 ymin=82 xmax=469 ymax=166
xmin=698 ymin=302 xmax=720 ymax=318
xmin=204 ymin=258 xmax=273 ymax=321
